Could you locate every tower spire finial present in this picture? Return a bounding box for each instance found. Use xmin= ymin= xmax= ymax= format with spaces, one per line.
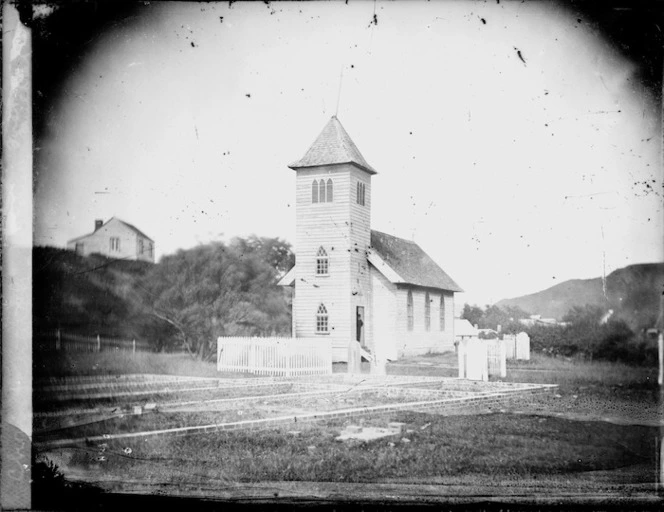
xmin=335 ymin=65 xmax=344 ymax=117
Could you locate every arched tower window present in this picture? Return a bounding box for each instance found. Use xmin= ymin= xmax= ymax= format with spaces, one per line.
xmin=312 ymin=180 xmax=318 ymax=203
xmin=316 ymin=303 xmax=329 ymax=333
xmin=319 ymin=179 xmax=326 ymax=203
xmin=440 ymin=295 xmax=446 ymax=331
xmin=425 ymin=292 xmax=431 ymax=331
xmin=407 ymin=290 xmax=414 ymax=331
xmin=316 ymin=246 xmax=329 ymax=275
xmin=326 ymin=179 xmax=333 ymax=202
xmin=356 ymin=181 xmax=366 ymax=206
xmin=312 ymin=179 xmax=333 ymax=204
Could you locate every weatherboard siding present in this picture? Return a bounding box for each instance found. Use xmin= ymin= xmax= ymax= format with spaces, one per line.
xmin=349 ymin=166 xmax=374 ymax=358
xmin=394 ymin=287 xmax=455 ymax=357
xmin=295 ymin=164 xmax=372 ymax=362
xmin=370 ymin=266 xmax=398 ymax=360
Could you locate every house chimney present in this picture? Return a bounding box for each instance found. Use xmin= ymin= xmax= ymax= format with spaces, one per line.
xmin=95 ymin=219 xmax=103 ymax=231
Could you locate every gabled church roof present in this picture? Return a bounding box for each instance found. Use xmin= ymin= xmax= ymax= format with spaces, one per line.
xmin=288 ymin=116 xmax=377 ymax=174
xmin=369 ymin=230 xmax=463 ymax=292
xmin=278 ymin=230 xmax=463 ymax=293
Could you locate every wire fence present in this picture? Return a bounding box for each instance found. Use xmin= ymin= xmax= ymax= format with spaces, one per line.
xmin=35 ymin=329 xmax=152 ymax=354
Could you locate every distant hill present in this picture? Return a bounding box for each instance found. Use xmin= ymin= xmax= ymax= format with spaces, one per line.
xmin=496 ymin=263 xmax=664 ymax=332
xmin=33 ymin=246 xmax=156 ymax=338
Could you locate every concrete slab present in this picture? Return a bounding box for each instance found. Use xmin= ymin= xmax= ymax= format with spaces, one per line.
xmin=335 ymin=425 xmax=402 ymax=442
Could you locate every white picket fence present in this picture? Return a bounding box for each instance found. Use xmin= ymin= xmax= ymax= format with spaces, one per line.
xmin=458 ymin=338 xmax=488 ymax=381
xmin=458 ymin=337 xmax=507 ymax=381
xmin=486 ymin=338 xmax=507 ymax=378
xmin=217 ymin=337 xmax=333 ymax=376
xmin=502 ymin=332 xmax=531 ymax=360
xmin=35 ymin=330 xmax=151 ymax=354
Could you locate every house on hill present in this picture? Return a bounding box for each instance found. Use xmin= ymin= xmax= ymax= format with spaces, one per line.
xmin=67 ymin=217 xmax=155 ymax=263
xmin=518 ymin=314 xmax=561 ymax=327
xmin=278 ymin=116 xmax=462 ymax=362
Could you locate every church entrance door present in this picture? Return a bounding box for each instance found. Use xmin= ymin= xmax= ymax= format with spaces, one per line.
xmin=356 ymin=306 xmax=365 ymax=348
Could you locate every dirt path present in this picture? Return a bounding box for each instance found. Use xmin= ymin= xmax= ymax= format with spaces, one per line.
xmin=60 ymin=469 xmax=661 ymax=506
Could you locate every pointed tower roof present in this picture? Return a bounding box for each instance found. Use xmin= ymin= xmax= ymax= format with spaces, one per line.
xmin=288 ymin=116 xmax=377 ymax=174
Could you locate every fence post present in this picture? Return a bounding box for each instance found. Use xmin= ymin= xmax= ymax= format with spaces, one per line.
xmin=56 ymin=328 xmax=61 ymax=351
xmin=97 ymin=334 xmax=101 ymax=352
xmin=457 ymin=339 xmax=465 ymax=379
xmin=133 ymin=339 xmax=136 ymax=354
xmin=500 ymin=339 xmax=507 ymax=378
xmin=658 ymin=332 xmax=663 ymax=386
xmin=328 ymin=339 xmax=333 ymax=374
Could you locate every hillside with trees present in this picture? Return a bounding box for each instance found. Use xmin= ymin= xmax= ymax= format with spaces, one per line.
xmin=33 ymin=236 xmax=294 ymax=359
xmin=139 ymin=237 xmax=294 ymax=360
xmin=496 ymin=263 xmax=664 ymax=332
xmin=462 ymin=302 xmax=659 ymax=366
xmin=33 ymin=247 xmax=154 ymax=338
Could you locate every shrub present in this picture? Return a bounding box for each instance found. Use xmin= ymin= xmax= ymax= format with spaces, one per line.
xmin=32 ymin=456 xmax=102 ymax=509
xmin=525 ymin=317 xmax=655 ymax=366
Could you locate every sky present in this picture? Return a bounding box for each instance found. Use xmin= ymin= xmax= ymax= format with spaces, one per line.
xmin=33 ymin=1 xmax=663 ymax=308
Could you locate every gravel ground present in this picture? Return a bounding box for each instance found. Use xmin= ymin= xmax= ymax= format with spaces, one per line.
xmin=495 ymin=387 xmax=662 ymax=426
xmin=389 ymin=354 xmax=661 ymax=427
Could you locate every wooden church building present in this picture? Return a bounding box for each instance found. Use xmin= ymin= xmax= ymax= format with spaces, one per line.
xmin=279 ymin=116 xmax=462 ymax=363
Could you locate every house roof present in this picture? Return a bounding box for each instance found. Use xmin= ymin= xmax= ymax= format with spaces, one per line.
xmin=369 ymin=230 xmax=463 ymax=292
xmin=67 ymin=217 xmax=154 ymax=243
xmin=454 ymin=318 xmax=478 ymax=337
xmin=277 ymin=266 xmax=296 ymax=287
xmin=117 ymin=218 xmax=154 ymax=242
xmin=288 ymin=116 xmax=377 ymax=174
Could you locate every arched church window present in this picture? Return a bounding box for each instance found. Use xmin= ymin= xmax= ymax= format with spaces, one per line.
xmin=407 ymin=290 xmax=414 ymax=331
xmin=425 ymin=292 xmax=431 ymax=331
xmin=319 ymin=179 xmax=326 ymax=203
xmin=312 ymin=180 xmax=318 ymax=203
xmin=440 ymin=295 xmax=446 ymax=331
xmin=316 ymin=247 xmax=329 ymax=275
xmin=316 ymin=303 xmax=329 ymax=333
xmin=326 ymin=179 xmax=333 ymax=202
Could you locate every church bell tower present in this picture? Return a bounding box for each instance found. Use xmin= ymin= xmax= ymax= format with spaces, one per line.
xmin=287 ymin=116 xmax=377 ymax=360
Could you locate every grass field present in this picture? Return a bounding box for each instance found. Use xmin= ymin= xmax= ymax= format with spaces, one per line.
xmin=395 ymin=350 xmax=659 ymax=396
xmin=35 ymin=350 xmax=231 ymax=380
xmin=505 ymin=352 xmax=658 ymax=387
xmin=35 ymin=348 xmax=661 ymax=503
xmin=393 ymin=351 xmax=661 ymax=426
xmin=35 ymin=349 xmax=660 ymax=420
xmin=46 ymin=411 xmax=658 ymax=486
